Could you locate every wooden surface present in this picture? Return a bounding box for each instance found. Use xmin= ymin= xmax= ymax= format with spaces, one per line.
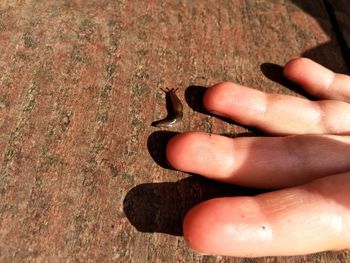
xmin=0 ymin=0 xmax=349 ymax=262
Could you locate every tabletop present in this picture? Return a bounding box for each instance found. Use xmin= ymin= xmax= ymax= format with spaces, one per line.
xmin=1 ymin=0 xmax=350 ymax=262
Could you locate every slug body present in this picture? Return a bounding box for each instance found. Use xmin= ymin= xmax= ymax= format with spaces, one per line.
xmin=152 ymin=88 xmax=183 ymax=127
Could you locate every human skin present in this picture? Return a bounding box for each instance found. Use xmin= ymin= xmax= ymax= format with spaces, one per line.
xmin=166 ymin=58 xmax=350 ymax=257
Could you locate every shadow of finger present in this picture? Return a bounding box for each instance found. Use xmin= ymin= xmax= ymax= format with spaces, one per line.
xmin=123 ymin=176 xmax=263 ymax=236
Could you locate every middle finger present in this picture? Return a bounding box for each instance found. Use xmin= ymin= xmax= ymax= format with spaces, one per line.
xmin=166 ymin=132 xmax=350 ymax=189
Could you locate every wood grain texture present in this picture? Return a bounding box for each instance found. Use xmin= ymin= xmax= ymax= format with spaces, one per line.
xmin=0 ymin=0 xmax=349 ymax=262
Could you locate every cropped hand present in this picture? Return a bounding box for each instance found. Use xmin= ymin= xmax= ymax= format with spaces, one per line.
xmin=166 ymin=58 xmax=350 ymax=257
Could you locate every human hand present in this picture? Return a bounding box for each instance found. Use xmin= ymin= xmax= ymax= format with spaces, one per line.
xmin=165 ymin=58 xmax=350 ymax=257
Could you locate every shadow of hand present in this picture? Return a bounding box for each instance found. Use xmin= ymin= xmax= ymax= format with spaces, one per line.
xmin=123 ymin=176 xmax=262 ymax=236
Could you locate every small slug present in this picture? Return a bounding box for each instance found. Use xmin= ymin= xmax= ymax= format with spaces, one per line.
xmin=152 ymin=88 xmax=183 ymax=127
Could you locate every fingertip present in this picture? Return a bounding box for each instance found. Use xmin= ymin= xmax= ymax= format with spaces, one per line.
xmin=165 ymin=131 xmax=205 ymax=172
xmin=283 ymin=57 xmax=309 ymax=77
xmin=166 ymin=131 xmax=238 ymax=180
xmin=183 ymin=197 xmax=269 ymax=257
xmin=283 ymin=57 xmax=335 ymax=98
xmin=182 ymin=199 xmax=226 ymax=255
xmin=203 ymin=82 xmax=236 ymax=116
xmin=182 ymin=202 xmax=206 ymax=253
xmin=165 ymin=132 xmax=187 ymax=171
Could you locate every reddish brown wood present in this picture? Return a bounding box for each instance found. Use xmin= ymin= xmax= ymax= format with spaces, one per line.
xmin=0 ymin=0 xmax=349 ymax=262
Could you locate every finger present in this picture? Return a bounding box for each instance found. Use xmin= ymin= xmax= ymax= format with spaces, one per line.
xmin=203 ymin=82 xmax=350 ymax=135
xmin=166 ymin=132 xmax=350 ymax=189
xmin=284 ymin=57 xmax=350 ymax=102
xmin=183 ymin=172 xmax=350 ymax=257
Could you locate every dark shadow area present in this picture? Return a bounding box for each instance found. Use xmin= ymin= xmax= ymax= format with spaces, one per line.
xmin=147 ymin=131 xmax=178 ymax=169
xmin=184 ymin=85 xmax=208 ymax=113
xmin=290 ymin=0 xmax=350 ymax=73
xmin=303 ymin=43 xmax=349 ymax=73
xmin=123 ymin=176 xmax=263 ymax=236
xmin=322 ymin=0 xmax=350 ymax=70
xmin=260 ymin=63 xmax=316 ymax=100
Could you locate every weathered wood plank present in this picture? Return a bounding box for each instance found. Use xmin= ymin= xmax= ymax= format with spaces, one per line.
xmin=0 ymin=0 xmax=349 ymax=262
